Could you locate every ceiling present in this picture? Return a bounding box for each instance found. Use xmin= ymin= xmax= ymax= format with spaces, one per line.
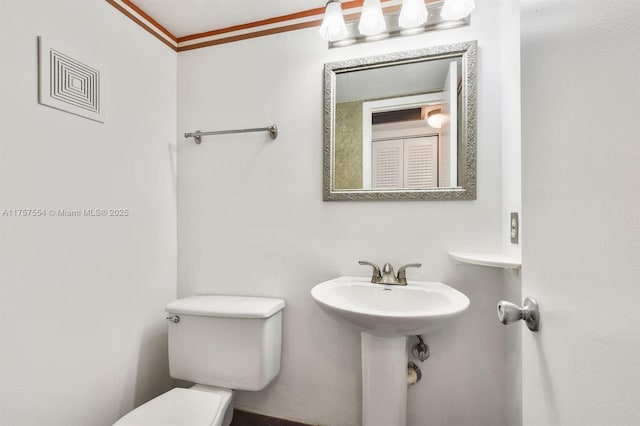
xmin=336 ymin=57 xmax=456 ymax=103
xmin=132 ymin=0 xmax=327 ymax=38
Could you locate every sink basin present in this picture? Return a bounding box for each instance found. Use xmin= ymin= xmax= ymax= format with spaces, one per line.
xmin=311 ymin=276 xmax=470 ymax=337
xmin=312 ymin=275 xmax=470 ymax=425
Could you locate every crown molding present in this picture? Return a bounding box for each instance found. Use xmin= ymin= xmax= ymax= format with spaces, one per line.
xmin=107 ymin=0 xmax=436 ymax=52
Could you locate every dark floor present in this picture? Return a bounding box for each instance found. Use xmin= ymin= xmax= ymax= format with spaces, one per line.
xmin=230 ymin=409 xmax=314 ymax=426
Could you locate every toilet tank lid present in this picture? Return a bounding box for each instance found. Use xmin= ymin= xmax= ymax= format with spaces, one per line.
xmin=166 ymin=295 xmax=285 ymax=319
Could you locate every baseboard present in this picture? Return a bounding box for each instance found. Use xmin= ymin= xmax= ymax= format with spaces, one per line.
xmin=230 ymin=409 xmax=316 ymax=426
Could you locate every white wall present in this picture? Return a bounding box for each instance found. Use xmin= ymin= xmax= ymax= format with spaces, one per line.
xmin=177 ymin=1 xmax=517 ymax=425
xmin=521 ymin=1 xmax=640 ymax=425
xmin=0 ymin=1 xmax=177 ymax=425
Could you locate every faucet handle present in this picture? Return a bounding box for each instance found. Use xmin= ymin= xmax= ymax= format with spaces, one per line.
xmin=397 ymin=263 xmax=422 ymax=284
xmin=359 ymin=260 xmax=382 ymax=283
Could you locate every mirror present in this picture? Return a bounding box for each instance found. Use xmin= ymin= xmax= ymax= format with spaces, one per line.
xmin=323 ymin=41 xmax=477 ymax=201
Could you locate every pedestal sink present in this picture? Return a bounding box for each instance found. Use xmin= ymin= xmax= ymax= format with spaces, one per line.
xmin=311 ymin=276 xmax=470 ymax=426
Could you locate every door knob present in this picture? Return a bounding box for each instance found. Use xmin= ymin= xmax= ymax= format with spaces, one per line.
xmin=497 ymin=297 xmax=540 ymax=331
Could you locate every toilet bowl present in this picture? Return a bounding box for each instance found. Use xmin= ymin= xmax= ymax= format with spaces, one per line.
xmin=113 ymin=295 xmax=285 ymax=426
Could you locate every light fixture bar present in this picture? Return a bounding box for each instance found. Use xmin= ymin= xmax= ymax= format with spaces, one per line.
xmin=329 ymin=1 xmax=470 ymax=48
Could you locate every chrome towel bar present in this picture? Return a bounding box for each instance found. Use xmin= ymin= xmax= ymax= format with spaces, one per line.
xmin=184 ymin=124 xmax=278 ymax=144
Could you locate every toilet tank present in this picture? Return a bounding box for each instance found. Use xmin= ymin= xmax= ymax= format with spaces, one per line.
xmin=165 ymin=295 xmax=285 ymax=391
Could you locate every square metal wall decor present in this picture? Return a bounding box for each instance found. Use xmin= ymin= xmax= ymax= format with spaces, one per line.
xmin=38 ymin=36 xmax=104 ymax=123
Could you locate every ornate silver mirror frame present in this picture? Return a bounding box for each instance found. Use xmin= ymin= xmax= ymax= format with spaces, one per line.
xmin=323 ymin=41 xmax=477 ymax=201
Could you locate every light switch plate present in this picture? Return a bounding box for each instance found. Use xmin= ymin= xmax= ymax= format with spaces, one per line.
xmin=510 ymin=212 xmax=519 ymax=244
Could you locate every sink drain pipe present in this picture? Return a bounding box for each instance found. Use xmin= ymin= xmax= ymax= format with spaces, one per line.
xmin=407 ymin=362 xmax=422 ymax=385
xmin=408 ymin=335 xmax=429 ymax=385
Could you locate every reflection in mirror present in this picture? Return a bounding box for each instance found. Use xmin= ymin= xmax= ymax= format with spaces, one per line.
xmin=335 ymin=58 xmax=461 ymax=190
xmin=324 ymin=41 xmax=476 ymax=201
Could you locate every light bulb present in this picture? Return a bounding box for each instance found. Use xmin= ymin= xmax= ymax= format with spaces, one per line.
xmin=319 ymin=1 xmax=348 ymax=42
xmin=358 ymin=0 xmax=386 ymax=36
xmin=427 ymin=109 xmax=443 ymax=129
xmin=399 ymin=0 xmax=428 ymax=29
xmin=440 ymin=0 xmax=475 ymax=20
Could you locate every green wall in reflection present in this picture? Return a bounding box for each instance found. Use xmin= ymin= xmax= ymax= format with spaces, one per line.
xmin=335 ymin=101 xmax=363 ymax=189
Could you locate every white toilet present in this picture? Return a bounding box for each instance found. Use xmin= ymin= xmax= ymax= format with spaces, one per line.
xmin=114 ymin=295 xmax=285 ymax=426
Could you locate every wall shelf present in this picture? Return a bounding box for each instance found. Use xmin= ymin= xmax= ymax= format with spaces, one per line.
xmin=448 ymin=252 xmax=521 ymax=271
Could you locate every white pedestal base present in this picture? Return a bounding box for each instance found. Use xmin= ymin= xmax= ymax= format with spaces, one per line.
xmin=361 ymin=333 xmax=408 ymax=426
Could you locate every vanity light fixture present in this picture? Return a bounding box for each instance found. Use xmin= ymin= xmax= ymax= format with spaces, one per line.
xmin=441 ymin=0 xmax=476 ymax=20
xmin=319 ymin=1 xmax=349 ymax=42
xmin=319 ymin=0 xmax=473 ymax=45
xmin=399 ymin=0 xmax=428 ymax=29
xmin=427 ymin=109 xmax=443 ymax=128
xmin=358 ymin=0 xmax=387 ymax=36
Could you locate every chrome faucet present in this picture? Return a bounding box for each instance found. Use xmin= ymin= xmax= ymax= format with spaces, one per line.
xmin=358 ymin=261 xmax=422 ymax=286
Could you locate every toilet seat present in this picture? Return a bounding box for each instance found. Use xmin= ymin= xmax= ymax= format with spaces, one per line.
xmin=114 ymin=386 xmax=234 ymax=426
